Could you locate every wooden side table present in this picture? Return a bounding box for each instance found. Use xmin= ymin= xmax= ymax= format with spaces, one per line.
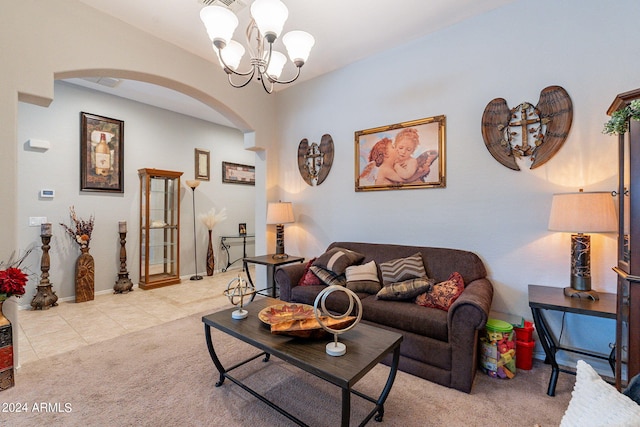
xmin=243 ymin=254 xmax=305 ymax=298
xmin=528 ymin=284 xmax=617 ymax=396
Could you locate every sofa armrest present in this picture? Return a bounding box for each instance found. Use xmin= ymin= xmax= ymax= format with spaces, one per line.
xmin=275 ymin=263 xmax=307 ymax=302
xmin=447 ymin=278 xmax=493 ymax=392
xmin=448 ymin=278 xmax=493 ymax=332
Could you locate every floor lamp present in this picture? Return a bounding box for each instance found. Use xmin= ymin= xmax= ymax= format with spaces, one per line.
xmin=548 ymin=189 xmax=617 ymax=300
xmin=186 ymin=180 xmax=203 ymax=281
xmin=266 ymin=201 xmax=295 ymax=259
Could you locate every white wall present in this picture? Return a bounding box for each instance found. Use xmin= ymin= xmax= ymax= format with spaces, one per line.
xmin=273 ymin=0 xmax=640 ymax=372
xmin=17 ymin=81 xmax=255 ymax=305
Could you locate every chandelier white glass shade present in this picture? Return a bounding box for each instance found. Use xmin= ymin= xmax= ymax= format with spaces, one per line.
xmin=200 ymin=0 xmax=314 ymax=93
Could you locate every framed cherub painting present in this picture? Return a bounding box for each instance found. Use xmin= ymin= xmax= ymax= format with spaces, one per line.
xmin=355 ymin=115 xmax=446 ymax=192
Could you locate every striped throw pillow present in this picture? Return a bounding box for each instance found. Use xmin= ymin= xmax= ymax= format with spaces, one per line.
xmin=309 ymin=265 xmax=347 ymax=287
xmin=377 ymin=277 xmax=434 ymax=301
xmin=379 ymin=253 xmax=427 ymax=286
xmin=312 ymin=247 xmax=365 ymax=275
xmin=346 ymin=260 xmax=381 ymax=294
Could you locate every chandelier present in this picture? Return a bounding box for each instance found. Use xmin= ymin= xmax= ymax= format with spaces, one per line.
xmin=200 ymin=0 xmax=315 ymax=93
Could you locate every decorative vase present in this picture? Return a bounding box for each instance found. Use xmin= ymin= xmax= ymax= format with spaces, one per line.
xmin=0 ymin=299 xmax=15 ymax=390
xmin=75 ymin=246 xmax=95 ymax=303
xmin=206 ymin=230 xmax=215 ymax=276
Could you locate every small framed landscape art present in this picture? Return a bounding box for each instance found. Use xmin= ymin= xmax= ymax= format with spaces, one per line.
xmin=355 ymin=115 xmax=446 ymax=192
xmin=80 ymin=112 xmax=124 ymax=193
xmin=195 ymin=148 xmax=210 ymax=181
xmin=222 ymin=162 xmax=255 ymax=185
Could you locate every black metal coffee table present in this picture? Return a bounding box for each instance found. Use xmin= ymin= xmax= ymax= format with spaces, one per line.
xmin=202 ymin=297 xmax=403 ymax=426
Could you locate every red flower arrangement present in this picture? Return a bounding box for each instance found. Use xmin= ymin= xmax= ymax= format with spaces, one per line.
xmin=0 ymin=268 xmax=28 ymax=299
xmin=0 ymin=248 xmax=32 ymax=300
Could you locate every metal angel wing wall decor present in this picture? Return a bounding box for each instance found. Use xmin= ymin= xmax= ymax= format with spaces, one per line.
xmin=297 ymin=134 xmax=334 ymax=186
xmin=481 ymin=86 xmax=573 ymax=170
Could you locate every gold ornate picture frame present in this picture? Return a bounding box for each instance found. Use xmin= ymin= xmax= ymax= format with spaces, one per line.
xmin=355 ymin=115 xmax=446 ymax=192
xmin=195 ymin=148 xmax=210 ymax=181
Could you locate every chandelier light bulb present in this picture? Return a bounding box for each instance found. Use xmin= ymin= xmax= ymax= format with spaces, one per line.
xmin=215 ymin=40 xmax=245 ymax=71
xmin=200 ymin=5 xmax=238 ymax=48
xmin=282 ymin=30 xmax=315 ymax=66
xmin=266 ymin=51 xmax=287 ymax=80
xmin=250 ymin=0 xmax=289 ymax=43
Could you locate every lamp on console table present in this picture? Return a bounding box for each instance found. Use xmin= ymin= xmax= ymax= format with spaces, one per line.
xmin=186 ymin=179 xmax=203 ymax=281
xmin=548 ymin=189 xmax=617 ymax=300
xmin=266 ymin=201 xmax=295 ymax=259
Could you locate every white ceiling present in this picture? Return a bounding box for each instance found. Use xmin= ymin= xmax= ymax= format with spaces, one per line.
xmin=68 ymin=0 xmax=514 ymax=127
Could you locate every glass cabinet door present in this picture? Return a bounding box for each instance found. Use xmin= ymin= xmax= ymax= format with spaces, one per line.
xmin=139 ymin=168 xmax=183 ymax=289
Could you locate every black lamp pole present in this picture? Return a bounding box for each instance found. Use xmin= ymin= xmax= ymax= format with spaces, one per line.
xmin=187 ymin=181 xmax=203 ymax=281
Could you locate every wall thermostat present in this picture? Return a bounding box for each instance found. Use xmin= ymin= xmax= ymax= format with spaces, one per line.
xmin=40 ymin=189 xmax=55 ymax=198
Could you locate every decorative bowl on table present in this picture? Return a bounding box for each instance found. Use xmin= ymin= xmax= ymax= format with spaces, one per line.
xmin=258 ymin=303 xmax=356 ymax=339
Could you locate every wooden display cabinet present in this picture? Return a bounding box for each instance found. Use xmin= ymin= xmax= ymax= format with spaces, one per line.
xmin=138 ymin=168 xmax=183 ymax=289
xmin=608 ymin=89 xmax=640 ymax=389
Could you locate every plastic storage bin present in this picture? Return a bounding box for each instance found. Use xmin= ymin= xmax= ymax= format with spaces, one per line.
xmin=515 ymin=340 xmax=535 ymax=370
xmin=514 ymin=320 xmax=534 ymax=342
xmin=480 ymin=318 xmax=516 ymax=379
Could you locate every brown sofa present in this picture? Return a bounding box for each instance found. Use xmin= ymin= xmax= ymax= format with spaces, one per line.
xmin=274 ymin=241 xmax=494 ymax=393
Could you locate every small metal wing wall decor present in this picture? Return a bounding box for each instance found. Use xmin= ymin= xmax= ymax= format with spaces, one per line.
xmin=481 ymin=86 xmax=573 ymax=170
xmin=297 ymin=134 xmax=334 ymax=186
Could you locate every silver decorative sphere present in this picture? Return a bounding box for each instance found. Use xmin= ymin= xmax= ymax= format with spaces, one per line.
xmin=224 ymin=274 xmax=255 ymax=319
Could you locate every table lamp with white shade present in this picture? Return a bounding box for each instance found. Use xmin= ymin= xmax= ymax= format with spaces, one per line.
xmin=266 ymin=201 xmax=294 ymax=259
xmin=548 ymin=189 xmax=617 ymax=300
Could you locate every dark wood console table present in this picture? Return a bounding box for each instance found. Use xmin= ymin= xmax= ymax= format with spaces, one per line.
xmin=202 ymin=297 xmax=403 ymax=426
xmin=243 ymin=254 xmax=304 ymax=298
xmin=528 ymin=284 xmax=617 ymax=396
xmin=220 ymin=235 xmax=254 ymax=272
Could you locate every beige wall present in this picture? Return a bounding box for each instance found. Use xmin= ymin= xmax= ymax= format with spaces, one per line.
xmin=1 ymin=0 xmax=277 ymax=364
xmin=1 ymin=0 xmax=279 ymax=261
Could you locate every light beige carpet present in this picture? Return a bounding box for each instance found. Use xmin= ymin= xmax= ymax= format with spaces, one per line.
xmin=1 ymin=302 xmax=574 ymax=426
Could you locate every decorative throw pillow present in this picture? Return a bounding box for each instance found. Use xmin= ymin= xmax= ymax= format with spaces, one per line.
xmin=298 ymin=258 xmax=323 ymax=287
xmin=379 ymin=253 xmax=427 ymax=286
xmin=560 ymin=360 xmax=640 ymax=426
xmin=415 ymin=272 xmax=464 ymax=311
xmin=312 ymin=247 xmax=365 ymax=275
xmin=309 ymin=265 xmax=346 ymax=287
xmin=346 ymin=260 xmax=381 ymax=294
xmin=376 ymin=277 xmax=434 ymax=301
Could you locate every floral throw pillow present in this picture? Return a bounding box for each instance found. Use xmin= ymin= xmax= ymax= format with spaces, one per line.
xmin=298 ymin=258 xmax=323 ymax=287
xmin=416 ymin=272 xmax=464 ymax=311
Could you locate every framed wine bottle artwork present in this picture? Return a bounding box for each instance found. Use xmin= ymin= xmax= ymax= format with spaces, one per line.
xmin=80 ymin=112 xmax=125 ymax=193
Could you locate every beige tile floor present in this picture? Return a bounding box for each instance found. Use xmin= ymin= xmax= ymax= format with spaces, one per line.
xmin=17 ymin=268 xmax=252 ymax=366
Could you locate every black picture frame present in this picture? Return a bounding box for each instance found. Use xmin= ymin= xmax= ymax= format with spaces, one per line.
xmin=80 ymin=112 xmax=124 ymax=193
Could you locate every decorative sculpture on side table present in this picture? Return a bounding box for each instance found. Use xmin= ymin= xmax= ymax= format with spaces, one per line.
xmin=313 ymin=285 xmax=362 ymax=356
xmin=224 ymin=274 xmax=256 ymax=319
xmin=114 ymin=221 xmax=134 ymax=293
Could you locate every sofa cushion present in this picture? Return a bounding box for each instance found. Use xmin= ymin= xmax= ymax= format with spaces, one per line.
xmin=290 ymin=284 xmax=369 ymax=313
xmin=346 ymin=260 xmax=381 ymax=294
xmin=298 ymin=258 xmax=323 ymax=287
xmin=313 ymin=247 xmax=365 ymax=275
xmin=416 ymin=272 xmax=464 ymax=311
xmin=376 ymin=277 xmax=434 ymax=301
xmin=379 ymin=253 xmax=427 ymax=286
xmin=361 ymin=297 xmax=449 ymax=342
xmin=309 ymin=265 xmax=346 ymax=287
